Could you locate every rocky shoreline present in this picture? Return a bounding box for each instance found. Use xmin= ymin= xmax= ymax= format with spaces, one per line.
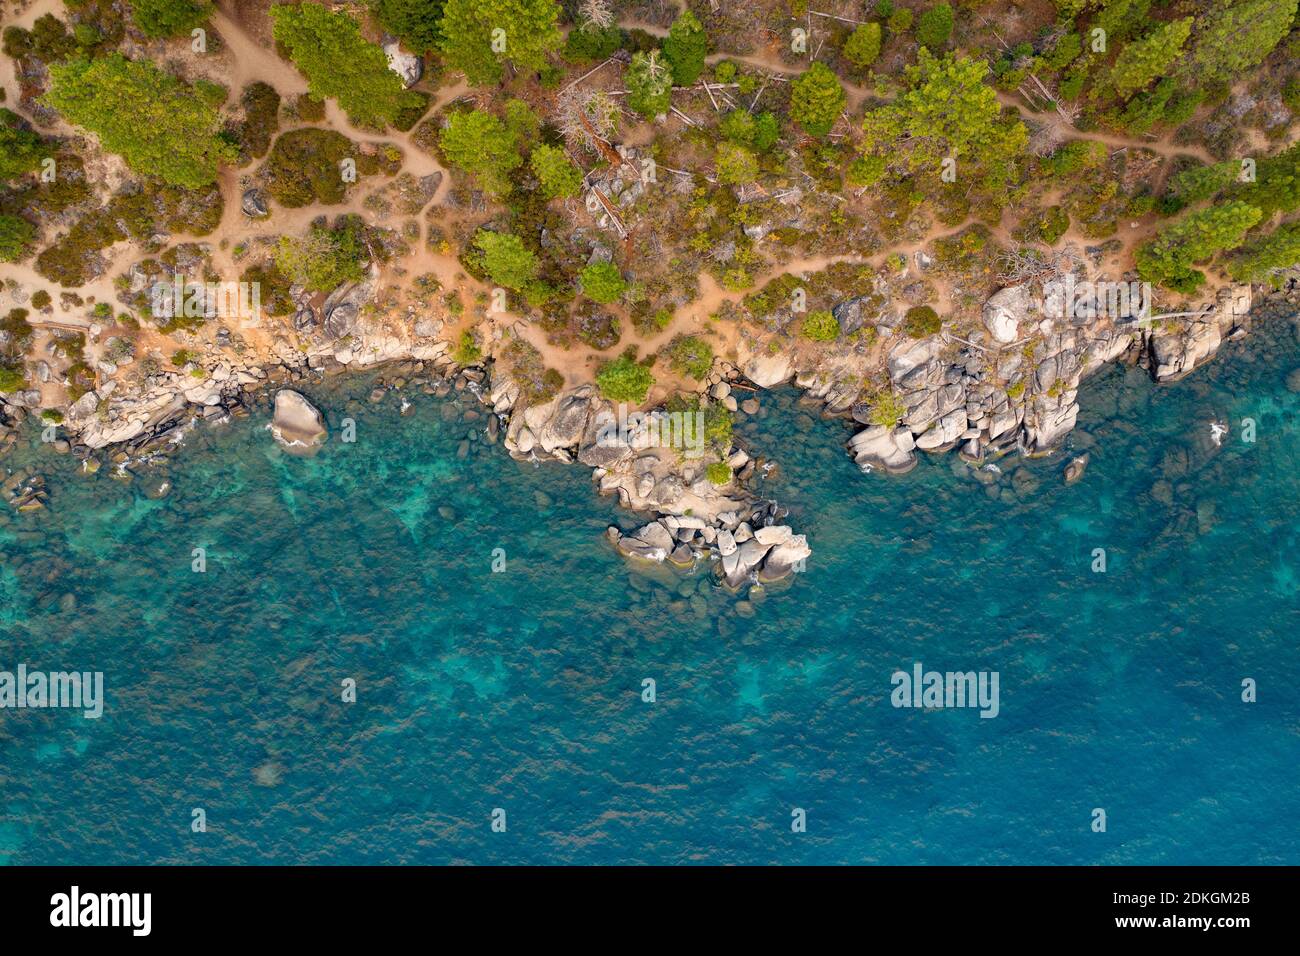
xmin=3 ymin=275 xmax=1297 ymax=591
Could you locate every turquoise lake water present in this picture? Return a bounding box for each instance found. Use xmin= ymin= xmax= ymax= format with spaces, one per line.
xmin=1 ymin=312 xmax=1298 ymax=865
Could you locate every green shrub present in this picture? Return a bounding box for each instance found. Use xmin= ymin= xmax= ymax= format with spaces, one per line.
xmin=596 ymin=355 xmax=654 ymax=402
xmin=452 ymin=330 xmax=482 ymax=364
xmin=843 ymin=22 xmax=882 ymax=70
xmin=264 ymin=127 xmax=358 ymax=206
xmin=131 ymin=0 xmax=213 ymax=39
xmin=903 ymin=305 xmax=941 ymax=337
xmin=801 ymin=309 xmax=840 ymax=341
xmin=665 ymin=334 xmax=713 ymax=379
xmin=916 ymin=3 xmax=953 ymax=49
xmin=706 ymin=461 xmax=732 ymax=485
xmin=867 ymin=389 xmax=906 ymax=427
xmin=529 ymin=143 xmax=582 ymax=199
xmin=579 ymin=261 xmax=626 ymax=304
xmin=0 ymin=214 xmax=36 ymax=262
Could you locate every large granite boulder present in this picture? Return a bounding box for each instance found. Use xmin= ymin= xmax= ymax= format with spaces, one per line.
xmin=270 ymin=389 xmax=327 ymax=453
xmin=848 ymin=425 xmax=917 ymax=474
xmin=384 ymin=41 xmax=423 ymax=87
xmin=983 ymin=285 xmax=1031 ymax=344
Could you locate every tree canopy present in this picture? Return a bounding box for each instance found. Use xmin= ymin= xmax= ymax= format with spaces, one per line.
xmin=270 ymin=2 xmax=421 ymax=128
xmin=439 ymin=109 xmax=523 ymax=197
xmin=438 ymin=0 xmax=562 ymax=86
xmin=44 ymin=54 xmax=235 ymax=188
xmin=130 ymin=0 xmax=213 ymax=39
xmin=662 ymin=10 xmax=707 ymax=85
xmin=369 ymin=0 xmax=445 ymax=52
xmin=789 ymin=62 xmax=845 ymax=137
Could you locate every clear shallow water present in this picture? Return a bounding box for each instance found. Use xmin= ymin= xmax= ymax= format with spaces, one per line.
xmin=1 ymin=316 xmax=1298 ymax=865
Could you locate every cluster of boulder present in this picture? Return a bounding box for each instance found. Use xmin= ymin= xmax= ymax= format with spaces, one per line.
xmin=606 ymin=509 xmax=811 ymax=588
xmin=741 ymin=270 xmax=1254 ymax=476
xmin=483 ymin=376 xmax=812 ymax=587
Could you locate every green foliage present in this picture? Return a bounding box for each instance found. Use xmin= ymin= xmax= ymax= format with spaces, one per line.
xmin=239 ymin=262 xmax=295 ymax=316
xmin=595 ymin=355 xmax=654 ymax=402
xmin=887 ymin=7 xmax=913 ymax=34
xmin=1135 ymin=200 xmax=1262 ymax=291
xmin=1232 ymin=143 xmax=1300 ymax=217
xmin=1106 ymin=17 xmax=1191 ymax=100
xmin=580 ymin=261 xmax=626 ymax=303
xmin=1017 ymin=206 xmax=1070 ymax=245
xmin=719 ymin=109 xmax=778 ymax=152
xmin=867 ymin=389 xmax=907 ymax=427
xmin=789 ymin=62 xmax=845 ymax=137
xmin=131 ymin=0 xmax=213 ymax=39
xmin=0 ymin=308 xmax=34 ymax=361
xmin=474 ymin=230 xmax=540 ymax=293
xmin=800 ymin=309 xmax=840 ymax=341
xmin=705 ymin=461 xmax=732 ymax=485
xmin=438 ymin=0 xmax=561 ymax=86
xmin=915 ymin=3 xmax=953 ymax=49
xmin=1044 ymin=31 xmax=1082 ymax=71
xmin=452 ymin=330 xmax=482 ymax=365
xmin=529 ymin=143 xmax=581 ymax=199
xmin=0 ymin=215 xmax=36 ymax=262
xmin=665 ymin=334 xmax=713 ymax=379
xmin=1185 ymin=0 xmax=1297 ymax=86
xmin=0 ymin=365 xmax=27 ymax=393
xmin=626 ymin=51 xmax=673 ymax=118
xmin=274 ymin=219 xmax=368 ymax=292
xmin=270 ymin=2 xmax=421 ymax=128
xmin=3 ymin=14 xmax=77 ymax=63
xmin=0 ymin=108 xmax=50 ymax=180
xmin=715 ymin=141 xmax=759 ymax=185
xmin=439 ymin=109 xmax=522 ymax=197
xmin=846 ymin=154 xmax=887 ymax=188
xmin=369 ymin=0 xmax=444 ymax=51
xmin=663 ymin=10 xmax=707 ymax=85
xmin=296 ymin=93 xmax=327 ymax=122
xmin=843 ymin=22 xmax=882 ymax=70
xmin=752 ymin=112 xmax=780 ymax=152
xmin=861 ymin=49 xmax=1026 ymax=196
xmin=233 ymin=82 xmax=281 ymax=162
xmin=44 ymin=54 xmax=236 ymax=188
xmin=564 ymin=21 xmax=621 ymax=63
xmin=1169 ymin=161 xmax=1239 ymax=204
xmin=902 ymin=305 xmax=941 ymax=338
xmin=1228 ymin=223 xmax=1300 ymax=283
xmin=713 ymin=60 xmax=737 ymax=84
xmin=1042 ymin=139 xmax=1107 ymax=177
xmin=264 ymin=128 xmax=358 ymax=206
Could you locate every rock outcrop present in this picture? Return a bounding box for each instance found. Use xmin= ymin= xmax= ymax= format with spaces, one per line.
xmin=270 ymin=389 xmax=327 ymax=452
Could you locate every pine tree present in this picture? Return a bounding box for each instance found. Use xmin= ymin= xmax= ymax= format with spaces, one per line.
xmin=0 ymin=108 xmax=49 ymax=180
xmin=626 ymin=51 xmax=672 ymax=119
xmin=529 ymin=144 xmax=582 ymax=199
xmin=843 ymin=22 xmax=882 ymax=70
xmin=662 ymin=10 xmax=707 ymax=85
xmin=43 ymin=54 xmax=235 ymax=188
xmin=915 ymin=3 xmax=953 ymax=49
xmin=438 ymin=0 xmax=562 ymax=86
xmin=1228 ymin=223 xmax=1300 ymax=283
xmin=1185 ymin=0 xmax=1297 ymax=86
xmin=1106 ymin=17 xmax=1192 ymax=100
xmin=370 ymin=0 xmax=445 ymax=52
xmin=131 ymin=0 xmax=214 ymax=39
xmin=789 ymin=61 xmax=846 ymax=137
xmin=439 ymin=110 xmax=522 ymax=197
xmin=271 ymin=2 xmax=421 ymax=128
xmin=1135 ymin=200 xmax=1262 ymax=291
